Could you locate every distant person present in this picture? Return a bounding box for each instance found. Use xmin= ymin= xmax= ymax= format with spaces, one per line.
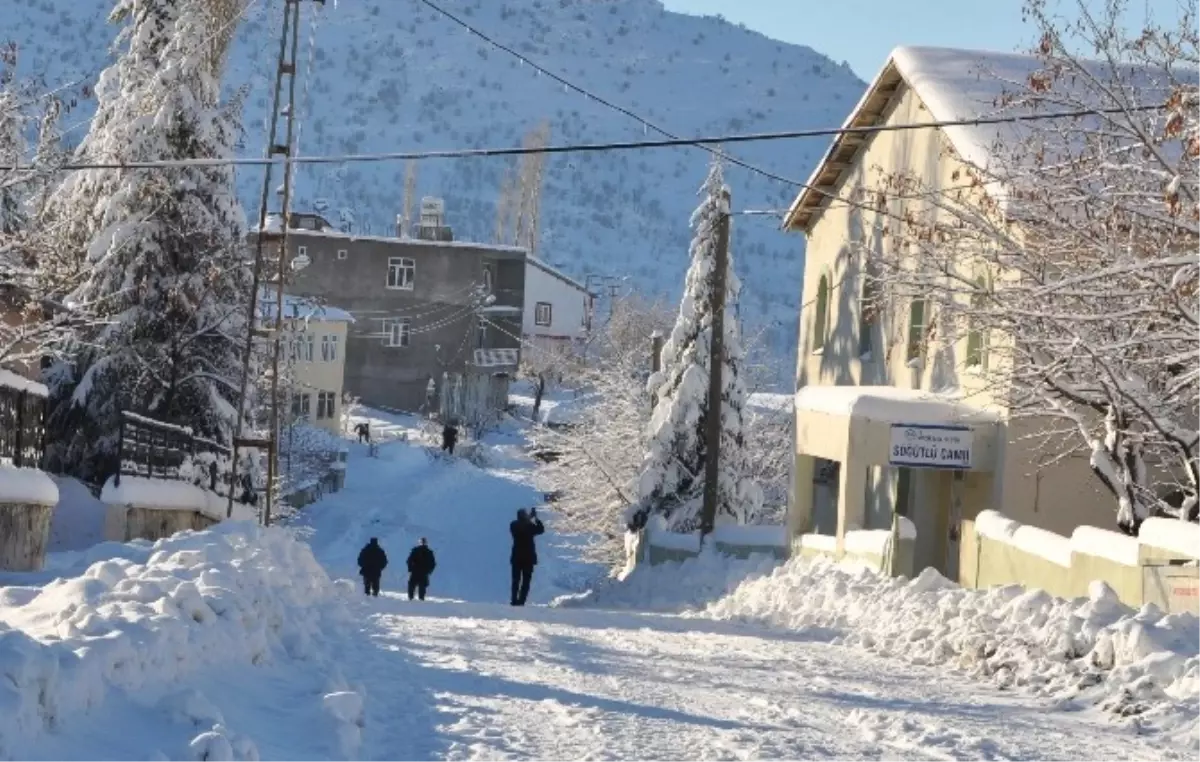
xmin=355 ymin=422 xmax=371 ymax=444
xmin=441 ymin=421 xmax=459 ymax=455
xmin=406 ymin=537 xmax=437 ymax=601
xmin=509 ymin=507 xmax=545 ymax=606
xmin=357 ymin=537 xmax=388 ymax=597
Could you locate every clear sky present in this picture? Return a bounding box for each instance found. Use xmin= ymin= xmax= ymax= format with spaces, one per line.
xmin=660 ymin=0 xmax=1184 ymax=81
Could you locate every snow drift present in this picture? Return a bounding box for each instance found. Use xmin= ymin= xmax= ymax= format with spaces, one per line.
xmin=700 ymin=556 xmax=1199 ymax=747
xmin=0 ymin=522 xmax=351 ymax=756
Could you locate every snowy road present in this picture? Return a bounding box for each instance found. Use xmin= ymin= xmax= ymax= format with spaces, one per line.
xmin=340 ymin=594 xmax=1184 ymax=761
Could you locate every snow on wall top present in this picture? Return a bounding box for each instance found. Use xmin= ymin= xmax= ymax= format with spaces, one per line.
xmin=100 ymin=475 xmax=217 ymax=517
xmin=1070 ymin=525 xmax=1140 ymax=567
xmin=1138 ymin=518 xmax=1200 ymax=560
xmin=975 ymin=509 xmax=1072 ymax=567
xmin=258 ymin=289 xmax=354 ymax=323
xmin=795 ymin=385 xmax=1001 ymax=424
xmin=0 ymin=368 xmax=48 ymax=398
xmin=0 ymin=465 xmax=59 ymax=505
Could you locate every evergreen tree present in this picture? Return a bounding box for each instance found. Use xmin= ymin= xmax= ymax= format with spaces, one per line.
xmin=43 ymin=0 xmax=251 ymax=481
xmin=626 ymin=160 xmax=762 ymax=533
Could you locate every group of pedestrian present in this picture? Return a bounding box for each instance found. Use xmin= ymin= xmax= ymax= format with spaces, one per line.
xmin=355 ymin=506 xmax=545 ymax=606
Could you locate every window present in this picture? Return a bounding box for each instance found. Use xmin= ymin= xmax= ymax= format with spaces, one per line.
xmin=288 ymin=337 xmax=299 ymax=363
xmin=535 ymin=301 xmax=552 ymax=327
xmin=304 ymin=334 xmax=314 ymax=362
xmin=482 ymin=263 xmax=495 ymax=292
xmin=387 ymin=257 xmax=415 ymax=290
xmin=965 ymin=276 xmax=989 ymax=370
xmin=316 ymin=391 xmax=336 ymax=420
xmin=291 ymin=393 xmax=311 ymax=420
xmin=320 ymin=334 xmax=338 ymax=362
xmin=906 ymin=297 xmax=928 ymax=362
xmin=337 ymin=249 xmax=347 ymax=260
xmin=297 ymin=245 xmax=307 ymax=257
xmin=383 ymin=318 xmax=410 ymax=347
xmin=812 ymin=273 xmax=830 ymax=352
xmin=858 ymin=266 xmax=877 ymax=358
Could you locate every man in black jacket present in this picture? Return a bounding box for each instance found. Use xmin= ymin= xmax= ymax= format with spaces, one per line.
xmin=357 ymin=537 xmax=388 ymax=597
xmin=509 ymin=507 xmax=545 ymax=606
xmin=441 ymin=421 xmax=459 ymax=455
xmin=406 ymin=537 xmax=437 ymax=601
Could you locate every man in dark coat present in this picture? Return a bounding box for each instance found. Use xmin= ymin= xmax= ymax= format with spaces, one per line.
xmin=357 ymin=537 xmax=388 ymax=597
xmin=406 ymin=537 xmax=437 ymax=601
xmin=441 ymin=421 xmax=459 ymax=455
xmin=509 ymin=507 xmax=545 ymax=606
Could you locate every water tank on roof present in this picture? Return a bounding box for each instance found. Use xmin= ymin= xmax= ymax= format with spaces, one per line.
xmin=416 ymin=197 xmax=452 ymax=241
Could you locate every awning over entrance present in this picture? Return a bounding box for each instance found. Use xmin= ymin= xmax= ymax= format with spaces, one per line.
xmin=790 ymin=385 xmax=1004 ymax=553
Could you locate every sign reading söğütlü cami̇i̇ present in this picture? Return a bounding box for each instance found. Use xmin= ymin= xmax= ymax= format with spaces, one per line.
xmin=888 ymin=424 xmax=973 ymax=469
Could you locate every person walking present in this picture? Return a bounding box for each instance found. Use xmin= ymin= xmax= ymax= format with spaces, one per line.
xmin=509 ymin=507 xmax=544 ymax=606
xmin=406 ymin=537 xmax=437 ymax=601
xmin=357 ymin=537 xmax=388 ymax=597
xmin=441 ymin=420 xmax=459 ymax=456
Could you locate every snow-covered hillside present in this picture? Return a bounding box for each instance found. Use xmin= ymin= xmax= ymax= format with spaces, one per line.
xmin=8 ymin=0 xmax=865 ymax=369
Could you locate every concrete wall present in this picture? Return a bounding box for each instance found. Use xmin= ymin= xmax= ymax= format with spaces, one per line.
xmin=282 ymin=231 xmax=525 ymax=412
xmin=523 ymin=260 xmax=589 ymax=343
xmin=124 ymin=506 xmax=217 ymax=542
xmin=0 ymin=502 xmax=53 ymax=571
xmin=286 ymin=317 xmax=349 ymax=433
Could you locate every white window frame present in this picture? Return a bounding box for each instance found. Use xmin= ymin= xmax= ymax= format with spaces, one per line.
xmin=386 ymin=257 xmax=416 ymax=290
xmin=329 ymin=333 xmax=338 ymax=362
xmin=337 ymin=249 xmax=348 ymax=260
xmin=535 ymin=301 xmax=552 ymax=327
xmin=304 ymin=334 xmax=315 ymax=362
xmin=292 ymin=392 xmax=311 ymax=420
xmin=383 ymin=318 xmax=411 ymax=347
xmin=483 ymin=263 xmax=495 ymax=292
xmin=316 ymin=391 xmax=333 ymax=420
xmin=297 ymin=245 xmax=307 ymax=258
xmin=321 ymin=334 xmax=332 ymax=362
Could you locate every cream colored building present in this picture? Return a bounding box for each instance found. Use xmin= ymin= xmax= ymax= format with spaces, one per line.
xmin=265 ymin=292 xmax=354 ymax=434
xmin=782 ymin=46 xmax=1116 ymax=583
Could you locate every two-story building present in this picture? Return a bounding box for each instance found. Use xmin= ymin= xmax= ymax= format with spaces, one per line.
xmin=522 ymin=256 xmax=594 ymax=354
xmin=259 ymin=290 xmax=354 ymax=434
xmin=262 ymin=208 xmax=525 ymax=423
xmin=782 ymin=46 xmax=1127 ymax=582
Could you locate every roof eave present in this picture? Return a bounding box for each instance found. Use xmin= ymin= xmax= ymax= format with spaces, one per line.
xmin=783 ymin=57 xmax=907 ymax=235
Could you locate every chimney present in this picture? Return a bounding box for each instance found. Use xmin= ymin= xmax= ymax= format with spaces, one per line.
xmin=395 ymin=213 xmax=406 ymax=239
xmin=416 ymin=197 xmax=453 ymax=242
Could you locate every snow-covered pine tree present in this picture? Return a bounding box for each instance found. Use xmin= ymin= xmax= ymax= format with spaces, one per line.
xmin=42 ymin=0 xmax=251 ymax=482
xmin=625 ymin=159 xmax=763 ymax=533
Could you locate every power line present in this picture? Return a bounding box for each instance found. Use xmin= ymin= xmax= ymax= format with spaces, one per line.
xmin=2 ymin=104 xmax=1164 ymax=175
xmin=411 ymin=0 xmax=802 ymax=187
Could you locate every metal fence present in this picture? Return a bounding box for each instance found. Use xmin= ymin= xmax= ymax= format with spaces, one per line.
xmin=115 ymin=411 xmax=235 ymax=497
xmin=0 ymin=380 xmax=46 ymax=468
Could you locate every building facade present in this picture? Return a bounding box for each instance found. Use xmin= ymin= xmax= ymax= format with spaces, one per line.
xmin=522 ymin=256 xmax=594 ymax=353
xmin=264 ymin=212 xmax=526 ymax=421
xmin=262 ymin=292 xmax=355 ymax=434
xmin=782 ymin=46 xmax=1121 ymax=583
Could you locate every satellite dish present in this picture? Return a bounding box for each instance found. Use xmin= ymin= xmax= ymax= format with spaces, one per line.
xmin=291 ymin=253 xmax=311 ymax=271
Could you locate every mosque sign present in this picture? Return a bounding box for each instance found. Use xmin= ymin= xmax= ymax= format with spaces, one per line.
xmin=888 ymin=424 xmax=973 ymax=469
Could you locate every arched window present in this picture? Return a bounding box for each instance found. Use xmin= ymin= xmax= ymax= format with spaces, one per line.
xmin=966 ymin=276 xmax=989 ymax=369
xmin=858 ymin=265 xmax=877 ymax=357
xmin=813 ymin=273 xmax=830 ymax=352
xmin=906 ymin=296 xmax=927 ymax=362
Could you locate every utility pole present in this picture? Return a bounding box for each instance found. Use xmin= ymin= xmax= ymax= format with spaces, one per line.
xmin=699 ymin=189 xmax=731 ymax=539
xmin=649 ymin=330 xmax=663 ymax=407
xmin=227 ymin=0 xmax=323 ymax=526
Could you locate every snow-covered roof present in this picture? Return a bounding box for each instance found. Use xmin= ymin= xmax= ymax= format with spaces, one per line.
xmin=258 ymin=289 xmax=354 ymax=323
xmin=784 ymin=45 xmax=1176 ymax=232
xmin=0 ymin=367 xmax=48 ymax=397
xmin=276 ymin=227 xmax=528 ymax=255
xmin=527 ymin=256 xmax=594 ymax=296
xmin=794 ymin=384 xmax=1001 ymax=425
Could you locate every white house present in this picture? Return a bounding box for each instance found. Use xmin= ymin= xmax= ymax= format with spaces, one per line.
xmin=522 ymin=256 xmax=594 ymax=352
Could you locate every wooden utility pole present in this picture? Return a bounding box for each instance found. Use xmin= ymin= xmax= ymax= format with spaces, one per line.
xmin=699 ymin=189 xmax=731 ymax=538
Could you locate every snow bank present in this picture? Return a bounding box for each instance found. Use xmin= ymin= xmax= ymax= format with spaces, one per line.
xmin=0 ymin=367 xmax=48 ymax=397
xmin=701 ymin=556 xmax=1200 ymax=746
xmin=1071 ymin=525 xmax=1141 ymax=566
xmin=101 ymin=475 xmax=215 ymax=517
xmin=0 ymin=522 xmax=349 ymax=752
xmin=646 ymin=516 xmax=701 ymax=553
xmin=713 ymin=523 xmax=788 ymax=548
xmin=1139 ymin=518 xmax=1200 ymax=560
xmin=0 ymin=465 xmax=59 ymax=505
xmin=976 ymin=509 xmax=1071 ymax=567
xmin=799 ymin=533 xmax=837 ymax=553
xmin=843 ymin=517 xmax=917 ymax=556
xmin=554 ymin=547 xmax=779 ymax=613
xmin=49 ymin=477 xmax=107 ymax=552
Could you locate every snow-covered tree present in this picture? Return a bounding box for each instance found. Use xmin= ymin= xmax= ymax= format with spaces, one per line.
xmin=41 ymin=0 xmax=252 ymax=482
xmin=862 ymin=0 xmax=1198 ymax=532
xmin=626 ymin=160 xmax=763 ymax=533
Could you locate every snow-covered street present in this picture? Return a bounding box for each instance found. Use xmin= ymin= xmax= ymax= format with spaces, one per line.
xmin=0 ymin=421 xmax=1193 ymax=760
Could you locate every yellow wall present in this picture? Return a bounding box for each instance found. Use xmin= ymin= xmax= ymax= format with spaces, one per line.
xmin=285 ymin=318 xmax=349 ymax=433
xmin=793 ymin=79 xmax=1125 ymax=544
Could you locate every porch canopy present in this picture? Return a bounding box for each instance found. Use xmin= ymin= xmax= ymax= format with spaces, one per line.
xmin=790 ymin=385 xmax=1003 ymax=549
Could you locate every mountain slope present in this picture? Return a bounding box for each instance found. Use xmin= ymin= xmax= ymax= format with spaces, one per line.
xmin=9 ymin=0 xmax=865 ymax=371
